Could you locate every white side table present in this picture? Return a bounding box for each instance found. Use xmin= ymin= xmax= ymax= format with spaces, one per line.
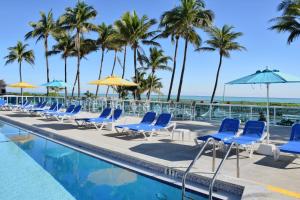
xmin=172 ymin=129 xmax=190 ymax=141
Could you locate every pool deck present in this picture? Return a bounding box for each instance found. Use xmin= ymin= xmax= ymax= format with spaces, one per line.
xmin=0 ymin=110 xmax=299 ymax=199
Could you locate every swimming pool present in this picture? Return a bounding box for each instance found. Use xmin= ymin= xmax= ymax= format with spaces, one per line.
xmin=0 ymin=121 xmax=208 ymax=200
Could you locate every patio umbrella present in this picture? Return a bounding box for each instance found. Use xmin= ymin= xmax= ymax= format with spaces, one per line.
xmin=41 ymin=80 xmax=68 ymax=106
xmin=226 ymin=68 xmax=300 ymax=143
xmin=8 ymin=82 xmax=37 ymax=104
xmin=89 ymin=75 xmax=138 ymax=121
xmin=89 ymin=75 xmax=139 ymax=87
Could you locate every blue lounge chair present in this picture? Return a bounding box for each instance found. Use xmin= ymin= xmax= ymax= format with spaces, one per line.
xmin=128 ymin=113 xmax=176 ymax=140
xmin=31 ymin=102 xmax=57 ymax=114
xmin=115 ymin=111 xmax=156 ymax=133
xmin=224 ymin=120 xmax=266 ymax=157
xmin=38 ymin=103 xmax=63 ymax=117
xmin=10 ymin=100 xmax=28 ymax=110
xmin=196 ymin=118 xmax=240 ymax=144
xmin=58 ymin=105 xmax=82 ymax=122
xmin=21 ymin=101 xmax=43 ymax=112
xmin=16 ymin=101 xmax=31 ymax=111
xmin=28 ymin=101 xmax=47 ymax=112
xmin=0 ymin=99 xmax=6 ymax=110
xmin=87 ymin=109 xmax=123 ymax=131
xmin=46 ymin=104 xmax=75 ymax=120
xmin=274 ymin=124 xmax=300 ymax=160
xmin=75 ymin=107 xmax=112 ymax=126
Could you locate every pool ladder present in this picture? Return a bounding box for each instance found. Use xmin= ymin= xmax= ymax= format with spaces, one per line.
xmin=181 ymin=139 xmax=240 ymax=200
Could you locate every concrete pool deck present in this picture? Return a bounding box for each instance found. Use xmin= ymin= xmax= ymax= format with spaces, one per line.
xmin=0 ymin=110 xmax=299 ymax=199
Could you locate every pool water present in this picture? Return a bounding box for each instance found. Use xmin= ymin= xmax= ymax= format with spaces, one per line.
xmin=0 ymin=121 xmax=207 ymax=200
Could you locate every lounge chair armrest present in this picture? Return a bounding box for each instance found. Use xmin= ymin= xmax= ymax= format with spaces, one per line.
xmin=166 ymin=122 xmax=176 ymax=131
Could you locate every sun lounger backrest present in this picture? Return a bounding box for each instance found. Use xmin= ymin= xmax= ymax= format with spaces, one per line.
xmin=219 ymin=118 xmax=240 ymax=133
xmin=141 ymin=112 xmax=156 ymax=124
xmin=40 ymin=101 xmax=47 ymax=108
xmin=49 ymin=103 xmax=57 ymax=110
xmin=0 ymin=99 xmax=5 ymax=106
xmin=242 ymin=120 xmax=265 ymax=138
xmin=72 ymin=105 xmax=81 ymax=114
xmin=65 ymin=105 xmax=75 ymax=113
xmin=99 ymin=108 xmax=111 ymax=118
xmin=111 ymin=109 xmax=122 ymax=120
xmin=53 ymin=103 xmax=63 ymax=111
xmin=290 ymin=124 xmax=300 ymax=141
xmin=155 ymin=113 xmax=172 ymax=127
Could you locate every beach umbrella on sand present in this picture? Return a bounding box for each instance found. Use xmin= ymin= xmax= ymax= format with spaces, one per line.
xmin=226 ymin=68 xmax=300 ymax=143
xmin=89 ymin=75 xmax=138 ymax=120
xmin=8 ymin=82 xmax=37 ymax=104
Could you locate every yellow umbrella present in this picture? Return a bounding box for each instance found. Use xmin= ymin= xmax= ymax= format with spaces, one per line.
xmin=8 ymin=82 xmax=37 ymax=88
xmin=89 ymin=76 xmax=138 ymax=121
xmin=8 ymin=82 xmax=37 ymax=104
xmin=89 ymin=75 xmax=138 ymax=87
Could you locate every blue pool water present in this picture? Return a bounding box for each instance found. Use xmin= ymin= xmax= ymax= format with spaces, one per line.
xmin=0 ymin=121 xmax=207 ymax=200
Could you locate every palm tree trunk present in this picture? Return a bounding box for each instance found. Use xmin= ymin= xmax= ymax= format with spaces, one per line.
xmin=19 ymin=62 xmax=23 ymax=96
xmin=44 ymin=37 xmax=50 ymax=96
xmin=122 ymin=46 xmax=127 ymax=78
xmin=147 ymin=71 xmax=155 ymax=100
xmin=106 ymin=50 xmax=117 ymax=97
xmin=64 ymin=56 xmax=68 ymax=100
xmin=71 ymin=72 xmax=78 ymax=97
xmin=210 ymin=53 xmax=223 ymax=103
xmin=96 ymin=49 xmax=105 ymax=96
xmin=167 ymin=37 xmax=179 ymax=101
xmin=76 ymin=31 xmax=81 ymax=97
xmin=176 ymin=38 xmax=189 ymax=102
xmin=133 ymin=47 xmax=140 ymax=100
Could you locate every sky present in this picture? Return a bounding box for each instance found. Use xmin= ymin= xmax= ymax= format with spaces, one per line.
xmin=1 ymin=0 xmax=300 ymax=99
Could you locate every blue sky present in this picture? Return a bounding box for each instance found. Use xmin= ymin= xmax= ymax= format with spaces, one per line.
xmin=1 ymin=0 xmax=300 ymax=98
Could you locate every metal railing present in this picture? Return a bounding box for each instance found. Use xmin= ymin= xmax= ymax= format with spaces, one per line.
xmin=208 ymin=142 xmax=239 ymax=200
xmin=2 ymin=95 xmax=300 ymax=125
xmin=182 ymin=138 xmax=216 ymax=200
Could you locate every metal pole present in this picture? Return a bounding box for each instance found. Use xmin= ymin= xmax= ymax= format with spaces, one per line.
xmin=266 ymin=84 xmax=270 ymax=143
xmin=236 ymin=144 xmax=240 ymax=178
xmin=222 ymin=84 xmax=226 ymax=103
xmin=212 ymin=141 xmax=216 ymax=172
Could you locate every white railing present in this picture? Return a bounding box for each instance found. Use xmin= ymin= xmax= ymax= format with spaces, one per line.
xmin=1 ymin=95 xmax=300 ymax=125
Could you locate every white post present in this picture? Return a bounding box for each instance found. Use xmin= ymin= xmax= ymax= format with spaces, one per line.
xmin=266 ymin=84 xmax=270 ymax=143
xmin=222 ymin=84 xmax=226 ymax=103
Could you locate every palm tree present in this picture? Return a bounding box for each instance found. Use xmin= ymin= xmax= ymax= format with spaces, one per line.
xmin=105 ymin=38 xmax=124 ymax=96
xmin=140 ymin=74 xmax=163 ymax=98
xmin=114 ymin=11 xmax=158 ymax=95
xmin=270 ymin=0 xmax=300 ymax=44
xmin=197 ymin=25 xmax=245 ymax=103
xmin=59 ymin=1 xmax=97 ymax=97
xmin=49 ymin=31 xmax=74 ymax=99
xmin=25 ymin=11 xmax=55 ymax=96
xmin=138 ymin=47 xmax=172 ymax=99
xmin=4 ymin=41 xmax=35 ymax=95
xmin=165 ymin=0 xmax=214 ymax=102
xmin=70 ymin=38 xmax=97 ymax=97
xmin=159 ymin=9 xmax=184 ymax=101
xmin=94 ymin=23 xmax=115 ymax=96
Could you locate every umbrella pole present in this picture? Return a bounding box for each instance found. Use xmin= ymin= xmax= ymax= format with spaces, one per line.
xmin=266 ymin=84 xmax=270 ymax=143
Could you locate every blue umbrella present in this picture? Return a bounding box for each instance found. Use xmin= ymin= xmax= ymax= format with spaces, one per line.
xmin=41 ymin=80 xmax=68 ymax=103
xmin=41 ymin=80 xmax=68 ymax=88
xmin=227 ymin=68 xmax=300 ymax=142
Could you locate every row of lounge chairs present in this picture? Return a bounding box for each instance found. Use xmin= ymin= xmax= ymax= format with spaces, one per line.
xmin=196 ymin=118 xmax=300 ymax=159
xmin=3 ymin=100 xmax=298 ymax=157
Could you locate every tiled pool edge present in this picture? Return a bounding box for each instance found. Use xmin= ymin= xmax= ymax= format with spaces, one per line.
xmin=0 ymin=115 xmax=251 ymax=199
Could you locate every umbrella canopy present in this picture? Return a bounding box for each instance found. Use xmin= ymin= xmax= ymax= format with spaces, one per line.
xmin=41 ymin=80 xmax=68 ymax=88
xmin=226 ymin=68 xmax=300 ymax=143
xmin=8 ymin=82 xmax=37 ymax=88
xmin=89 ymin=75 xmax=138 ymax=87
xmin=227 ymin=69 xmax=300 ymax=85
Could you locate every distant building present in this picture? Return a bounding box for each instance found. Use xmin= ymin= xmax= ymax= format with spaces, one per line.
xmin=0 ymin=80 xmax=6 ymax=95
